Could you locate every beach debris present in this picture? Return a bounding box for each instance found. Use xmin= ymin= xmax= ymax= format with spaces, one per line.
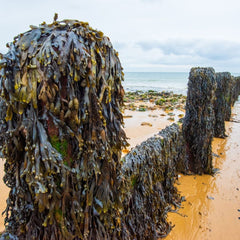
xmin=122 ymin=148 xmax=130 ymax=154
xmin=167 ymin=117 xmax=175 ymax=121
xmin=183 ymin=67 xmax=216 ymax=174
xmin=138 ymin=107 xmax=147 ymax=111
xmin=207 ymin=195 xmax=215 ymax=200
xmin=123 ymin=115 xmax=133 ymax=118
xmin=148 ymin=114 xmax=158 ymax=118
xmin=0 ymin=17 xmax=128 ymax=239
xmin=212 ymin=152 xmax=220 ymax=158
xmin=141 ymin=121 xmax=153 ymax=126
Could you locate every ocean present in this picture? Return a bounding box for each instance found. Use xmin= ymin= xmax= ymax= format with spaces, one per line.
xmin=122 ymin=72 xmax=189 ymax=95
xmin=122 ymin=72 xmax=240 ymax=96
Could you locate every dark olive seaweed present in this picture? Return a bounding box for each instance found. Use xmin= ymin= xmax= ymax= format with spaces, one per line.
xmin=0 ymin=16 xmax=128 ymax=239
xmin=183 ymin=67 xmax=216 ymax=174
xmin=213 ymin=72 xmax=231 ymax=138
xmin=121 ymin=123 xmax=184 ymax=239
xmin=1 ymin=14 xmax=240 ymax=240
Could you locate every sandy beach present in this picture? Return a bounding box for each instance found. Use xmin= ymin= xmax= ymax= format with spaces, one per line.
xmin=0 ymin=98 xmax=240 ymax=239
xmin=124 ymin=100 xmax=240 ymax=240
xmin=166 ymin=101 xmax=240 ymax=240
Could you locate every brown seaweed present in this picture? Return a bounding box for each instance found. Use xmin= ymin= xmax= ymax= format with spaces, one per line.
xmin=213 ymin=72 xmax=231 ymax=138
xmin=183 ymin=67 xmax=216 ymax=174
xmin=0 ymin=16 xmax=128 ymax=240
xmin=121 ymin=123 xmax=184 ymax=239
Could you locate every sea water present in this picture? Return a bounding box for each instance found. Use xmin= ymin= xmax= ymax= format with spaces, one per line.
xmin=123 ymin=72 xmax=240 ymax=96
xmin=122 ymin=72 xmax=189 ymax=95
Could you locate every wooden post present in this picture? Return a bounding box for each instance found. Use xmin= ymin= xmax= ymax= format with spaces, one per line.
xmin=183 ymin=67 xmax=216 ymax=174
xmin=214 ymin=72 xmax=231 ymax=138
xmin=0 ymin=18 xmax=127 ymax=240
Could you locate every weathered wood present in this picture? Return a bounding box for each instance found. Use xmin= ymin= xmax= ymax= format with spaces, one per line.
xmin=183 ymin=67 xmax=216 ymax=174
xmin=231 ymin=76 xmax=240 ymax=107
xmin=121 ymin=123 xmax=184 ymax=239
xmin=0 ymin=18 xmax=128 ymax=240
xmin=224 ymin=74 xmax=234 ymax=121
xmin=214 ymin=72 xmax=231 ymax=138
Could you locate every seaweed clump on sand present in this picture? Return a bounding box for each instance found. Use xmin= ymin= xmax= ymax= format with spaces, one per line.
xmin=124 ymin=90 xmax=186 ymax=111
xmin=0 ymin=15 xmax=128 ymax=239
xmin=183 ymin=67 xmax=216 ymax=174
xmin=121 ymin=123 xmax=183 ymax=239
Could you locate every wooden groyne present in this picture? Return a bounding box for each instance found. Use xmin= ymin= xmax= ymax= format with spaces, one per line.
xmin=0 ymin=17 xmax=240 ymax=239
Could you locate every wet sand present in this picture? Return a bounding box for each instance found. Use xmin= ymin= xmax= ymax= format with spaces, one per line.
xmin=0 ymin=102 xmax=239 ymax=238
xmin=124 ymin=102 xmax=240 ymax=240
xmin=166 ymin=102 xmax=240 ymax=240
xmin=0 ymin=160 xmax=9 ymax=232
xmin=123 ymin=107 xmax=184 ymax=148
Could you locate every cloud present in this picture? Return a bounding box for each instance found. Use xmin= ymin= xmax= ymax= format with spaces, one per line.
xmin=1 ymin=0 xmax=240 ymax=72
xmin=116 ymin=39 xmax=240 ymax=72
xmin=137 ymin=39 xmax=240 ymax=61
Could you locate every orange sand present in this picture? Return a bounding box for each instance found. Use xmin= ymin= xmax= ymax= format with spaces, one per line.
xmin=124 ymin=102 xmax=240 ymax=240
xmin=0 ymin=160 xmax=9 ymax=232
xmin=166 ymin=102 xmax=240 ymax=240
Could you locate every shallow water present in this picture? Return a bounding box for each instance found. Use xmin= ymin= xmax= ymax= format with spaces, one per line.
xmin=123 ymin=72 xmax=188 ymax=95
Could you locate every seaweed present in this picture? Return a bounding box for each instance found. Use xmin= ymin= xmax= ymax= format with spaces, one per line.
xmin=121 ymin=123 xmax=183 ymax=239
xmin=213 ymin=72 xmax=231 ymax=138
xmin=0 ymin=15 xmax=128 ymax=239
xmin=183 ymin=67 xmax=216 ymax=174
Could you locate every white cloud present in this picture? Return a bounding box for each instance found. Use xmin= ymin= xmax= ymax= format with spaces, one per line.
xmin=0 ymin=0 xmax=240 ymax=72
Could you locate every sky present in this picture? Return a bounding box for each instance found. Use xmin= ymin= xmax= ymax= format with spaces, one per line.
xmin=0 ymin=0 xmax=240 ymax=73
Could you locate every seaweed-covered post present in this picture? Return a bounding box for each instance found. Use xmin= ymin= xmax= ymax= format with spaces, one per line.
xmin=213 ymin=72 xmax=231 ymax=138
xmin=224 ymin=74 xmax=234 ymax=121
xmin=231 ymin=76 xmax=240 ymax=106
xmin=0 ymin=18 xmax=128 ymax=239
xmin=121 ymin=124 xmax=183 ymax=239
xmin=183 ymin=67 xmax=216 ymax=174
xmin=232 ymin=77 xmax=240 ymax=103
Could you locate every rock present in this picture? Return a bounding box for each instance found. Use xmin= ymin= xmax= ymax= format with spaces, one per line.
xmin=123 ymin=115 xmax=133 ymax=118
xmin=141 ymin=122 xmax=153 ymax=127
xmin=207 ymin=195 xmax=215 ymax=200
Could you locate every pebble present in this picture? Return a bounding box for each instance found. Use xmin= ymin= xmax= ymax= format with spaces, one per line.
xmin=207 ymin=195 xmax=215 ymax=200
xmin=141 ymin=122 xmax=153 ymax=127
xmin=123 ymin=115 xmax=133 ymax=118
